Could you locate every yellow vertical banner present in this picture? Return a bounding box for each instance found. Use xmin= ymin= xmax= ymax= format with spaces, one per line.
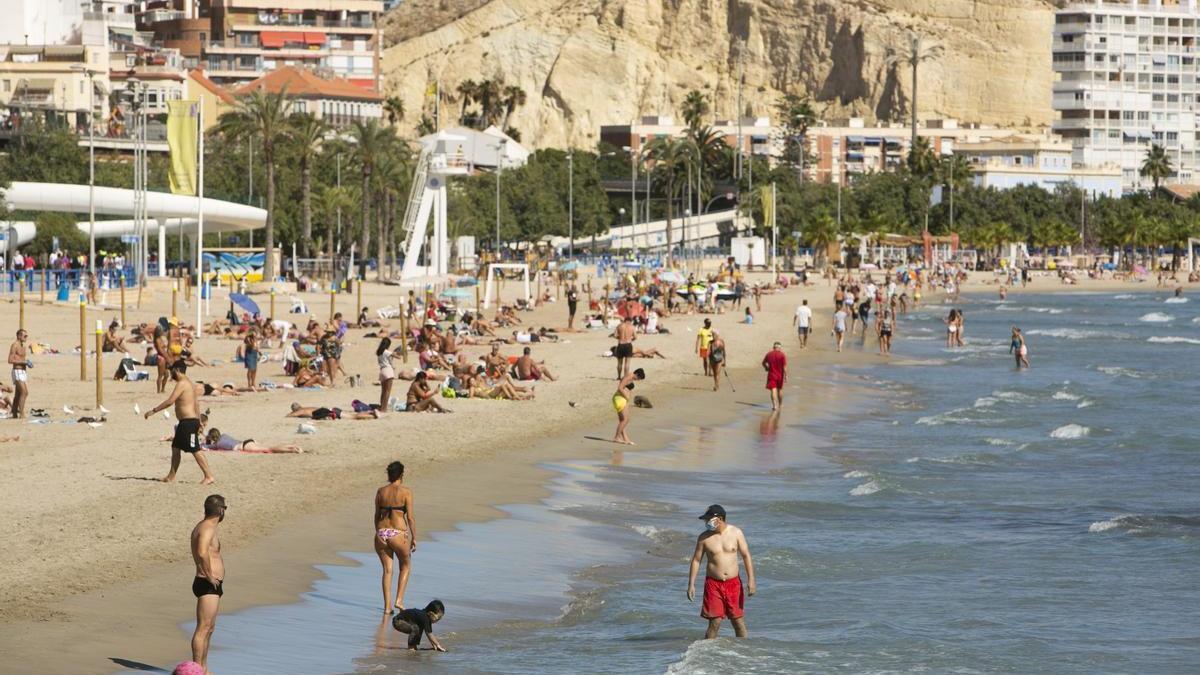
xmin=167 ymin=100 xmax=200 ymax=195
xmin=760 ymin=185 xmax=773 ymax=229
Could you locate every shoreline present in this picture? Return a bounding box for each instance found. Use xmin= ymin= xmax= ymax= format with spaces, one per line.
xmin=0 ymin=271 xmax=1182 ymax=673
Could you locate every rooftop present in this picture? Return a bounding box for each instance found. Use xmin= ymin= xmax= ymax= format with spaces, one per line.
xmin=233 ymin=65 xmax=381 ymax=101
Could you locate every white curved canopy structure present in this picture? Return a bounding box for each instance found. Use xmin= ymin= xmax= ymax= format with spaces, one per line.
xmin=0 ymin=181 xmax=267 ymax=253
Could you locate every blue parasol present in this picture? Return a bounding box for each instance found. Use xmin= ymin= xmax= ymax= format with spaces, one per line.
xmin=559 ymin=260 xmax=581 ymax=271
xmin=229 ymin=292 xmax=261 ymax=316
xmin=440 ymin=287 xmax=474 ymax=299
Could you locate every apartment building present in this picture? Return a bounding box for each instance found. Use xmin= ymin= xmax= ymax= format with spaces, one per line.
xmin=0 ymin=45 xmax=109 ymax=124
xmin=1052 ymin=0 xmax=1200 ymax=190
xmin=599 ymin=115 xmax=778 ymax=159
xmin=144 ymin=1 xmax=384 ymax=91
xmin=805 ymin=118 xmax=1021 ymax=185
xmin=955 ymin=135 xmax=1123 ymax=197
xmin=234 ymin=65 xmax=382 ymax=126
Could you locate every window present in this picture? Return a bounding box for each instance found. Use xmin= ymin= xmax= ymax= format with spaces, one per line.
xmin=2 ymin=80 xmax=9 ymax=92
xmin=1167 ymin=131 xmax=1179 ymax=142
xmin=237 ymin=32 xmax=258 ymax=46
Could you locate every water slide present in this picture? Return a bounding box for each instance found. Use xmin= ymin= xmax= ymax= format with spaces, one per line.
xmin=0 ymin=181 xmax=267 ymax=262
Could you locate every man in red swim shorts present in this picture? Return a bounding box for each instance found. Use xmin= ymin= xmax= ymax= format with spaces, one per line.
xmin=761 ymin=341 xmax=788 ymax=411
xmin=686 ymin=504 xmax=756 ymax=638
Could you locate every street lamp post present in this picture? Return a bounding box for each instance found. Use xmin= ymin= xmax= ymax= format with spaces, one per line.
xmin=618 ymin=208 xmax=625 ymax=252
xmin=495 ymin=139 xmax=507 ymax=255
xmin=567 ymin=151 xmax=574 ymax=259
xmin=72 ymin=65 xmax=96 ymax=275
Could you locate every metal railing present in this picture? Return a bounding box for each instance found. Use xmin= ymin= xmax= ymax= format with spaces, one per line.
xmin=0 ymin=266 xmax=137 ymax=295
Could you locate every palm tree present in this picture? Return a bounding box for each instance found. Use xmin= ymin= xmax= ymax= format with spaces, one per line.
xmin=681 ymin=90 xmax=709 ymax=132
xmin=348 ymin=119 xmax=394 ymax=278
xmin=1140 ymin=143 xmax=1173 ymax=194
xmin=907 ymin=136 xmax=937 ymax=177
xmin=216 ymin=89 xmax=292 ymax=280
xmin=647 ymin=136 xmax=690 ymax=261
xmin=317 ymin=184 xmax=352 ymax=261
xmin=371 ymin=143 xmax=409 ymax=280
xmin=886 ymin=31 xmax=943 ymax=149
xmin=806 ymin=213 xmax=838 ymax=268
xmin=499 ymin=84 xmax=527 ymax=131
xmin=383 ymin=96 xmax=404 ymax=127
xmin=288 ymin=112 xmax=329 ymax=258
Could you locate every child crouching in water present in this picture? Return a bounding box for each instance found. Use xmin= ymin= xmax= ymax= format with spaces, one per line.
xmin=392 ymin=599 xmax=447 ymax=652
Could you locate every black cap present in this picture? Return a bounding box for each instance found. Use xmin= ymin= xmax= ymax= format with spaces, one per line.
xmin=699 ymin=504 xmax=726 ymax=521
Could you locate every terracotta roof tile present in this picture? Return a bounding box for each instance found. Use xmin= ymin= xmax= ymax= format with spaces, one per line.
xmin=233 ymin=66 xmax=382 ymax=102
xmin=188 ymin=69 xmax=235 ymax=104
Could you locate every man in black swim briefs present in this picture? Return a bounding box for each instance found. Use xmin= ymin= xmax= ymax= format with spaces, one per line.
xmin=190 ymin=494 xmax=226 ymax=671
xmin=146 ymin=360 xmax=214 ymax=484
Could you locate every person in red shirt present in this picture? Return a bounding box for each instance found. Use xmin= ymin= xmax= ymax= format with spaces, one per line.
xmin=761 ymin=342 xmax=787 ymax=411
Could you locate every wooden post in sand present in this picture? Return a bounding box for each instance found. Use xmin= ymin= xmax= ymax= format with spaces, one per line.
xmin=587 ymin=277 xmax=593 ymax=313
xmin=136 ymin=277 xmax=143 ymax=309
xmin=329 ymin=286 xmax=336 ymax=323
xmin=171 ymin=280 xmax=177 ymax=318
xmin=39 ymin=270 xmax=45 ymax=306
xmin=399 ymin=311 xmax=408 ymax=363
xmin=119 ymin=275 xmax=126 ymax=327
xmin=269 ymin=288 xmax=276 ymax=322
xmin=94 ymin=321 xmax=103 ymax=406
xmin=356 ymin=276 xmax=362 ymax=323
xmin=18 ymin=277 xmax=24 ymax=331
xmin=79 ymin=300 xmax=87 ymax=381
xmin=475 ymin=281 xmax=481 ymax=312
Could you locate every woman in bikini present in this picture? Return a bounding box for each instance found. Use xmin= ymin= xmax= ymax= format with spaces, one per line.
xmin=612 ymin=368 xmax=646 ymax=445
xmin=374 ymin=461 xmax=416 ymax=614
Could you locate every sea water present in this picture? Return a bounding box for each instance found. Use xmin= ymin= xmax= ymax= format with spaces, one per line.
xmin=188 ymin=292 xmax=1200 ymax=674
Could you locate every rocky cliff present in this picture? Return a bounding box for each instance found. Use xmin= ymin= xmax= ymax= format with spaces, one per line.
xmin=381 ymin=0 xmax=1056 ymax=148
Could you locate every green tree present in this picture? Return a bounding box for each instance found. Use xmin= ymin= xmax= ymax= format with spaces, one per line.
xmin=215 ymin=89 xmax=293 ymax=280
xmin=681 ymin=90 xmax=709 ymax=132
xmin=774 ymin=93 xmax=817 ymax=176
xmin=1140 ymin=143 xmax=1173 ymax=193
xmin=384 ymin=96 xmax=404 ymax=127
xmin=646 ymin=136 xmax=691 ymax=261
xmin=288 ymin=113 xmax=329 ymax=258
xmin=347 ymin=120 xmax=393 ymax=277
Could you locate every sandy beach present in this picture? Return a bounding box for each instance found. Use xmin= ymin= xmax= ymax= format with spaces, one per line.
xmin=0 ymin=266 xmax=1182 ymax=672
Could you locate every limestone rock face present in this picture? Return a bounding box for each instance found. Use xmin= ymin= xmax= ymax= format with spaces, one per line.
xmin=382 ymin=0 xmax=1056 ymax=148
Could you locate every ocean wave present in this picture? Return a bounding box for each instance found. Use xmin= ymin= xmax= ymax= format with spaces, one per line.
xmin=843 ymin=470 xmax=871 ymax=479
xmin=1139 ymin=312 xmax=1174 ymax=323
xmin=973 ymin=396 xmax=999 ymax=408
xmin=1147 ymin=336 xmax=1200 ymax=345
xmin=1050 ymin=423 xmax=1090 ymax=439
xmin=1164 ymin=297 xmax=1189 ymax=304
xmin=1026 ymin=328 xmax=1111 ymax=339
xmin=1077 ymin=399 xmax=1094 ymax=408
xmin=1052 ymin=391 xmax=1081 ymax=401
xmin=1088 ymin=513 xmax=1200 ymax=535
xmin=631 ymin=525 xmax=671 ymax=542
xmin=1097 ymin=366 xmax=1142 ymax=379
xmin=849 ymin=480 xmax=882 ymax=496
xmin=993 ymin=389 xmax=1035 ymax=402
xmin=906 ymin=453 xmax=1000 ymax=466
xmin=996 ymin=305 xmax=1064 ymax=314
xmin=1113 ymin=294 xmax=1136 ymax=299
xmin=985 ymin=437 xmax=1016 ymax=446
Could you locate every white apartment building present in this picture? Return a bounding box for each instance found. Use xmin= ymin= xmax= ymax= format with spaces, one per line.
xmin=1052 ymin=0 xmax=1200 ymax=191
xmin=955 ymin=136 xmax=1123 ymax=197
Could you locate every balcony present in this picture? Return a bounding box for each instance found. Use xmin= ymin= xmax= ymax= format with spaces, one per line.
xmin=230 ymin=15 xmax=376 ymax=33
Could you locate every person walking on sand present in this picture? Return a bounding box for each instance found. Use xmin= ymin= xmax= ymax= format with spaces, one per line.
xmin=375 ymin=461 xmax=416 ymax=614
xmin=243 ymin=332 xmax=260 ymax=390
xmin=145 ymin=360 xmax=214 ymax=484
xmin=687 ymin=504 xmax=756 ymax=639
xmin=832 ymin=306 xmax=847 ymax=352
xmin=708 ymin=330 xmax=726 ymax=391
xmin=190 ymin=494 xmax=227 ymax=673
xmin=793 ymin=299 xmax=812 ymax=348
xmin=695 ymin=318 xmax=714 ymax=376
xmin=8 ymin=328 xmax=29 ymax=418
xmin=566 ymin=282 xmax=579 ymax=330
xmin=762 ymin=342 xmax=787 ymax=410
xmin=377 ymin=337 xmax=399 ymax=410
xmin=613 ymin=315 xmax=635 ymax=379
xmin=1010 ymin=326 xmax=1030 ymax=369
xmin=612 ymin=367 xmax=646 ymax=445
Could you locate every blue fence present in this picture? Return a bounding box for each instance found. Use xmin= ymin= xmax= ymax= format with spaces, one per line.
xmin=2 ymin=266 xmax=137 ymax=294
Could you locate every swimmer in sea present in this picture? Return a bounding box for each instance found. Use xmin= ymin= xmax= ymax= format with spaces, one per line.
xmin=612 ymin=367 xmax=646 ymax=445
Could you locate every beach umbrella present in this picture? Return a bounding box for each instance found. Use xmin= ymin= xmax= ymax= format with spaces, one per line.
xmin=228 ymin=292 xmax=260 ymax=316
xmin=455 ymin=277 xmax=479 ymax=287
xmin=440 ymin=287 xmax=473 ymax=299
xmin=560 ymin=260 xmax=581 ymax=272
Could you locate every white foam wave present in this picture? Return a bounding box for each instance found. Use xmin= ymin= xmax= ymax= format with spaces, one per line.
xmin=631 ymin=525 xmax=670 ymax=542
xmin=1050 ymin=423 xmax=1090 ymax=439
xmin=843 ymin=470 xmax=870 ymax=479
xmin=985 ymin=437 xmax=1015 ymax=446
xmin=849 ymin=480 xmax=882 ymax=496
xmin=1113 ymin=294 xmax=1135 ymax=300
xmin=1088 ymin=518 xmax=1123 ymax=533
xmin=995 ymin=305 xmax=1063 ymax=314
xmin=993 ymin=389 xmax=1034 ymax=402
xmin=1147 ymin=336 xmax=1200 ymax=345
xmin=1052 ymin=391 xmax=1081 ymax=401
xmin=1139 ymin=312 xmax=1174 ymax=323
xmin=973 ymin=396 xmax=998 ymax=408
xmin=1164 ymin=297 xmax=1189 ymax=304
xmin=1098 ymin=366 xmax=1141 ymax=379
xmin=1077 ymin=399 xmax=1094 ymax=409
xmin=1026 ymin=328 xmax=1109 ymax=339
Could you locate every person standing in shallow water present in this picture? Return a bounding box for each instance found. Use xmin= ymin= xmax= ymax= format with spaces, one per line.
xmin=687 ymin=504 xmax=756 ymax=639
xmin=189 ymin=494 xmax=226 ymax=673
xmin=375 ymin=461 xmax=416 ymax=614
xmin=1010 ymin=326 xmax=1030 ymax=369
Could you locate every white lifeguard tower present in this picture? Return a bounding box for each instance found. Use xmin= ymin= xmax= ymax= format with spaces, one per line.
xmin=399 ymin=131 xmax=470 ymax=279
